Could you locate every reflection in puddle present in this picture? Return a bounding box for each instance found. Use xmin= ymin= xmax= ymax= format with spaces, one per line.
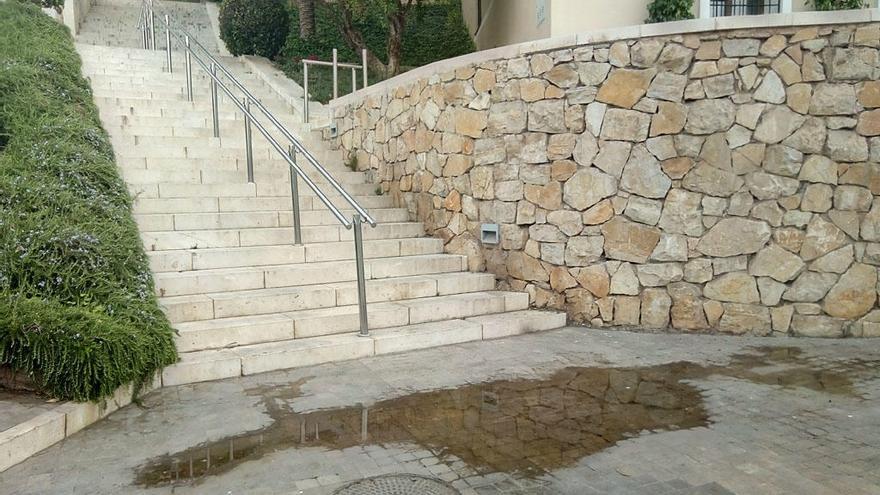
xmin=134 ymin=346 xmax=872 ymax=487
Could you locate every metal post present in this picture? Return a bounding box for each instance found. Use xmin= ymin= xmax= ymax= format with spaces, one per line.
xmin=362 ymin=49 xmax=368 ymax=88
xmin=302 ymin=61 xmax=309 ymax=123
xmin=332 ymin=48 xmax=338 ymax=100
xmin=184 ymin=35 xmax=193 ymax=102
xmin=360 ymin=407 xmax=368 ymax=443
xmin=149 ymin=1 xmax=156 ymax=51
xmin=142 ymin=10 xmax=148 ymax=49
xmin=164 ymin=15 xmax=172 ymax=73
xmin=244 ymin=97 xmax=254 ymax=183
xmin=288 ymin=145 xmax=302 ymax=245
xmin=353 ymin=214 xmax=369 ymax=336
xmin=210 ymin=62 xmax=219 ymax=138
xmin=351 ymin=67 xmax=357 ymax=93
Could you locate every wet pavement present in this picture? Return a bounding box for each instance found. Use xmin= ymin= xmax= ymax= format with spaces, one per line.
xmin=1 ymin=327 xmax=879 ymax=494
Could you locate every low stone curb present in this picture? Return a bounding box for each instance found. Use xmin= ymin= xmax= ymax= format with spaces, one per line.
xmin=0 ymin=376 xmax=159 ymax=473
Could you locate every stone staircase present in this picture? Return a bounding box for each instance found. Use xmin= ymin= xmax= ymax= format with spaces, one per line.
xmin=75 ymin=1 xmax=566 ymax=387
xmin=77 ymin=0 xmax=219 ymax=53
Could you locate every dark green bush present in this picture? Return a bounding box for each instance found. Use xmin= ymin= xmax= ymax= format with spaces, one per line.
xmin=646 ymin=0 xmax=694 ymax=23
xmin=812 ymin=0 xmax=866 ymax=9
xmin=219 ymin=0 xmax=290 ymax=59
xmin=0 ymin=1 xmax=177 ymax=401
xmin=277 ymin=0 xmax=474 ymax=103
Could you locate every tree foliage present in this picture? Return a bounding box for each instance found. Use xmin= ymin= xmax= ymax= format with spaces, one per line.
xmin=279 ymin=0 xmax=473 ymax=100
xmin=812 ymin=0 xmax=866 ymax=9
xmin=219 ymin=0 xmax=290 ymax=58
xmin=646 ymin=0 xmax=694 ymax=23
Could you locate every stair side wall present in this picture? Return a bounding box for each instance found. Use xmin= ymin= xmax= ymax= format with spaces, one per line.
xmin=322 ymin=12 xmax=880 ymax=338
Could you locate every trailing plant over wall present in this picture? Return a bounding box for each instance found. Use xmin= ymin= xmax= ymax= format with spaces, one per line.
xmin=812 ymin=0 xmax=866 ymax=9
xmin=646 ymin=0 xmax=694 ymax=23
xmin=0 ymin=1 xmax=177 ymax=401
xmin=219 ymin=0 xmax=290 ymax=59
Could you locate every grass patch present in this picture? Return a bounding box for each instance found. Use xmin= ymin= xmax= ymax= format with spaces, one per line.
xmin=0 ymin=1 xmax=177 ymax=402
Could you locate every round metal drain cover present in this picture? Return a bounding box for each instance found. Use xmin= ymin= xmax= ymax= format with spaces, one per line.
xmin=333 ymin=474 xmax=459 ymax=495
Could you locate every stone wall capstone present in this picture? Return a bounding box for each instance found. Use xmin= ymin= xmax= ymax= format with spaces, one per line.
xmin=326 ymin=19 xmax=880 ymax=338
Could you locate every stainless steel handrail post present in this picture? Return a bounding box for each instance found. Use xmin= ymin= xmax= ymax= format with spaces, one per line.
xmin=210 ymin=62 xmax=219 ymax=138
xmin=332 ymin=48 xmax=338 ymax=100
xmin=362 ymin=49 xmax=368 ymax=88
xmin=184 ymin=35 xmax=193 ymax=101
xmin=351 ymin=67 xmax=356 ymax=93
xmin=244 ymin=97 xmax=254 ymax=183
xmin=164 ymin=15 xmax=172 ymax=72
xmin=141 ymin=8 xmax=148 ymax=49
xmin=288 ymin=145 xmax=302 ymax=245
xmin=149 ymin=1 xmax=156 ymax=50
xmin=353 ymin=214 xmax=369 ymax=336
xmin=177 ymin=32 xmax=376 ymax=225
xmin=302 ymin=61 xmax=309 ymax=123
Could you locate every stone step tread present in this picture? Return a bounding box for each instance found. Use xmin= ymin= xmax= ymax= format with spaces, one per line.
xmin=157 ymin=272 xmax=498 ymax=322
xmin=174 ymin=290 xmax=519 ymax=336
xmin=147 ymin=237 xmax=440 ymax=272
xmin=160 ymin=309 xmax=566 ymax=386
xmin=152 ymin=253 xmax=468 ymax=296
xmin=153 ymin=253 xmax=466 ymax=281
xmin=173 ymin=291 xmax=528 ymax=351
xmin=133 ymin=195 xmax=395 ymax=214
xmin=134 ymin=208 xmax=407 ymax=231
xmin=141 ymin=223 xmax=426 ymax=251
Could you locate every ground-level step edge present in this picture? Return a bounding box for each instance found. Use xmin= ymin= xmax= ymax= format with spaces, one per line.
xmin=161 ymin=310 xmax=568 ymax=386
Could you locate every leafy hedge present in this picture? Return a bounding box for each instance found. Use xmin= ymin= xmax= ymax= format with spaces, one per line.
xmin=277 ymin=0 xmax=474 ymax=103
xmin=219 ymin=0 xmax=290 ymax=59
xmin=646 ymin=0 xmax=694 ymax=23
xmin=0 ymin=2 xmax=177 ymax=401
xmin=812 ymin=0 xmax=866 ymax=9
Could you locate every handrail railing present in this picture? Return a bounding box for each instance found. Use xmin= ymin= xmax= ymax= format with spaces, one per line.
xmin=138 ymin=0 xmax=375 ymax=336
xmin=176 ymin=31 xmax=377 ymax=228
xmin=302 ymin=48 xmax=369 ymax=122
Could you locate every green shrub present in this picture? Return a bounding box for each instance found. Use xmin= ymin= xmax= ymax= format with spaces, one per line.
xmin=219 ymin=0 xmax=290 ymax=59
xmin=812 ymin=0 xmax=866 ymax=9
xmin=277 ymin=0 xmax=474 ymax=103
xmin=646 ymin=0 xmax=694 ymax=23
xmin=0 ymin=1 xmax=177 ymax=401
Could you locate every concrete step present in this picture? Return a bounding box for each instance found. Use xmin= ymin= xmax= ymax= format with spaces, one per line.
xmin=134 ymin=207 xmax=408 ymax=232
xmin=100 ymin=114 xmax=308 ymax=133
xmin=109 ymin=132 xmax=327 ymax=151
xmin=141 ymin=222 xmax=425 ymax=251
xmin=153 ymin=253 xmax=466 ymax=297
xmin=133 ymin=194 xmax=394 ymax=214
xmin=116 ymin=152 xmax=346 ymax=171
xmin=120 ymin=166 xmax=360 ymax=186
xmin=127 ymin=181 xmax=378 ymax=200
xmin=173 ymin=289 xmax=531 ymax=352
xmin=161 ymin=308 xmax=565 ymax=386
xmin=158 ymin=272 xmax=497 ymax=322
xmin=146 ymin=237 xmax=442 ymax=272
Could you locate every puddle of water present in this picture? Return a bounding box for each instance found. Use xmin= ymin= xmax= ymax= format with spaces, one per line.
xmin=133 ymin=346 xmax=873 ymax=487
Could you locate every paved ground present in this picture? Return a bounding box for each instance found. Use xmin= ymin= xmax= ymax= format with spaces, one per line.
xmin=1 ymin=327 xmax=879 ymax=495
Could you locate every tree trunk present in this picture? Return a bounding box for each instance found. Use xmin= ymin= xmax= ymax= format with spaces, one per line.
xmin=338 ymin=2 xmax=388 ymax=75
xmin=385 ymin=12 xmax=404 ymax=76
xmin=297 ymin=0 xmax=315 ymax=38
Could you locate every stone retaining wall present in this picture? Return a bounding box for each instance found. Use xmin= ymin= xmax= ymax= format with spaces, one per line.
xmin=326 ymin=15 xmax=880 ymax=338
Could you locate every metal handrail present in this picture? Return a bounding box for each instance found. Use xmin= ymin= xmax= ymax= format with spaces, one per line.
xmin=138 ymin=1 xmax=374 ymax=335
xmin=176 ymin=31 xmax=377 ymax=228
xmin=302 ymin=48 xmax=369 ymax=122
